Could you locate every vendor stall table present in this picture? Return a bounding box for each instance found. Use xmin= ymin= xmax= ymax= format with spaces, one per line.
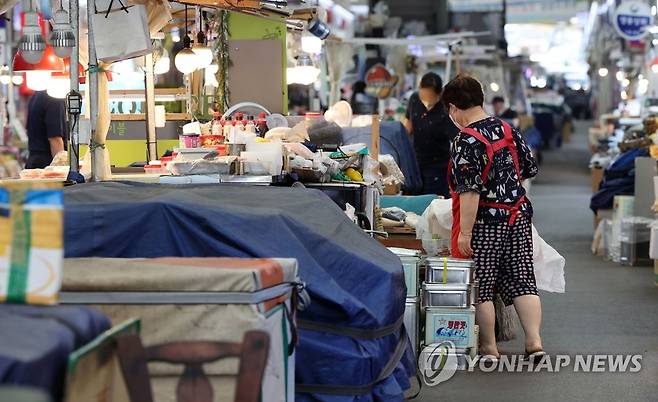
xmin=0 ymin=305 xmax=111 ymax=402
xmin=379 ymin=226 xmax=424 ymax=251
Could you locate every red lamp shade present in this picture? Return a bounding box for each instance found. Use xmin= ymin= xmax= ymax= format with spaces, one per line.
xmin=78 ymin=69 xmax=113 ymax=84
xmin=52 ymin=57 xmax=86 ymax=84
xmin=13 ymin=45 xmax=65 ymax=72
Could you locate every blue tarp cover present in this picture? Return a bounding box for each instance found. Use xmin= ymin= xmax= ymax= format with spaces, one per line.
xmin=63 ymin=182 xmax=415 ymax=401
xmin=0 ymin=305 xmax=111 ymax=401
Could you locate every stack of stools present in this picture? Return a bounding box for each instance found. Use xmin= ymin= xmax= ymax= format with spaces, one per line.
xmin=420 ymin=257 xmax=479 ymax=369
xmin=390 ymin=248 xmax=422 ymax=357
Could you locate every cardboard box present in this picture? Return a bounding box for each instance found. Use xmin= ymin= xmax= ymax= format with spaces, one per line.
xmin=384 ymin=182 xmax=402 ymax=195
xmin=0 ymin=182 xmax=63 ymax=305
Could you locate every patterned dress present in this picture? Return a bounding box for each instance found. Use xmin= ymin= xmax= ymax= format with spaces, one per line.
xmin=449 ymin=117 xmax=540 ymax=305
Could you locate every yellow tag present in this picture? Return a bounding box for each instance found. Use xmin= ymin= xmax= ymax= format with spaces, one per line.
xmin=443 ymin=257 xmax=448 ymax=284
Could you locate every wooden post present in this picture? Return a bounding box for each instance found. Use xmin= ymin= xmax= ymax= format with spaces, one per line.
xmin=371 ymin=115 xmax=380 ymax=161
xmin=87 ymin=1 xmax=98 ymax=181
xmin=144 ymin=53 xmax=158 ymax=162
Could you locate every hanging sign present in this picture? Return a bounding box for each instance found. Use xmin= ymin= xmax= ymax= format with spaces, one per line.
xmin=613 ymin=1 xmax=653 ymax=41
xmin=365 ymin=64 xmax=399 ymax=99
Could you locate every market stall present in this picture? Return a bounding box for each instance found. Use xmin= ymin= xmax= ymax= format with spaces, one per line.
xmin=63 ymin=181 xmax=415 ymax=400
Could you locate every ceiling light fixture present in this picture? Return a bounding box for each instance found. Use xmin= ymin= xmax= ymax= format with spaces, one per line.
xmin=193 ymin=31 xmax=213 ymax=69
xmin=154 ymin=48 xmax=170 ymax=75
xmin=19 ymin=6 xmax=46 ymax=64
xmin=288 ymin=53 xmax=321 ymax=86
xmin=175 ymin=5 xmax=198 ymax=74
xmin=14 ymin=45 xmax=65 ymax=91
xmin=49 ymin=1 xmax=75 ymax=58
xmin=0 ymin=66 xmax=10 ymax=85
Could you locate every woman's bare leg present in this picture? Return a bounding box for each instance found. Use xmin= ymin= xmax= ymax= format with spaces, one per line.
xmin=513 ymin=294 xmax=543 ymax=352
xmin=475 ymin=301 xmax=499 ymax=357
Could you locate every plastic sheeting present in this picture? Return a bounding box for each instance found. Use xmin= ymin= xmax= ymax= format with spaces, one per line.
xmin=0 ymin=305 xmax=111 ymax=401
xmin=342 ymin=122 xmax=422 ymax=194
xmin=63 ymin=182 xmax=415 ymax=401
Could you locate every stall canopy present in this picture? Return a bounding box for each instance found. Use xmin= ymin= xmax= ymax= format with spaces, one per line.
xmin=63 ymin=182 xmax=415 ymax=401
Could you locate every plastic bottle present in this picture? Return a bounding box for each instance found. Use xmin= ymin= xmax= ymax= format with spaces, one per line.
xmin=223 ymin=116 xmax=233 ymax=141
xmin=257 ymin=112 xmax=268 ymax=136
xmin=235 ymin=113 xmax=244 ymax=129
xmin=211 ymin=112 xmax=223 ymax=136
xmin=245 ymin=116 xmax=256 ymax=133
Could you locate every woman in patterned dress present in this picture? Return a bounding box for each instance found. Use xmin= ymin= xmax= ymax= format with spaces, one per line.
xmin=442 ymin=75 xmax=545 ymax=361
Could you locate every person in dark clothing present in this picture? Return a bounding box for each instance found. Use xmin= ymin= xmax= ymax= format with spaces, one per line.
xmin=350 ymin=81 xmax=376 ymax=115
xmin=404 ymin=72 xmax=458 ymax=197
xmin=26 ymin=91 xmax=67 ymax=168
xmin=492 ymin=96 xmax=519 ymax=127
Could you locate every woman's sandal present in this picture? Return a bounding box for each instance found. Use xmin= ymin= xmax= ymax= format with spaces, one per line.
xmin=524 ymin=349 xmax=548 ymax=363
xmin=478 ymin=354 xmax=501 ymax=364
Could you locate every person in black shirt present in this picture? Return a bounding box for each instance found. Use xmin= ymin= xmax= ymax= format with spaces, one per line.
xmin=492 ymin=95 xmax=519 ymax=127
xmin=444 ymin=75 xmax=544 ymax=362
xmin=26 ymin=91 xmax=67 ymax=168
xmin=404 ymin=72 xmax=458 ymax=197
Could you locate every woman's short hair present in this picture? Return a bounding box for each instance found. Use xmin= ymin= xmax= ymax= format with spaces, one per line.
xmin=419 ymin=72 xmax=443 ymax=94
xmin=442 ymin=74 xmax=485 ymax=110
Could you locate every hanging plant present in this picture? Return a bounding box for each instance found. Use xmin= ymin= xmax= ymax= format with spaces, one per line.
xmin=211 ymin=10 xmax=231 ymax=114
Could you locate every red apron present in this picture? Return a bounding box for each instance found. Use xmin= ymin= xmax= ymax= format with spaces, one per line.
xmin=448 ymin=119 xmax=525 ymax=258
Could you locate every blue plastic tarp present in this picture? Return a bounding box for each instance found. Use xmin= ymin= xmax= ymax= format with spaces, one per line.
xmin=0 ymin=305 xmax=111 ymax=401
xmin=63 ymin=182 xmax=415 ymax=401
xmin=342 ymin=122 xmax=422 ymax=194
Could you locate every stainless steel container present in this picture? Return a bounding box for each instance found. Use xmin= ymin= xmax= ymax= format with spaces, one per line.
xmin=426 ymin=257 xmax=474 ymax=269
xmin=424 ymin=306 xmax=476 ymax=348
xmin=422 ymin=283 xmax=472 ymax=308
xmin=404 ymin=297 xmax=420 ymax=357
xmin=400 ymin=256 xmax=420 ymax=298
xmin=425 ymin=265 xmax=472 ymax=285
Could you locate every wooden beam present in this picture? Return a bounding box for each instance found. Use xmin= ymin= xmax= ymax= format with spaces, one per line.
xmin=81 ymin=88 xmax=187 ymax=96
xmin=144 ymin=53 xmax=158 ymax=162
xmin=83 ymin=113 xmax=190 ymax=121
xmin=371 ymin=115 xmax=380 ymax=161
xmin=177 ymin=0 xmax=261 ymax=8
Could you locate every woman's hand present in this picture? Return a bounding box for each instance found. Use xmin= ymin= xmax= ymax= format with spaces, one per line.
xmin=458 ymin=232 xmax=473 ymax=257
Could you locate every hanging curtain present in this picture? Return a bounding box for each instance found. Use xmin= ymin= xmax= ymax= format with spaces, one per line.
xmin=325 ymin=41 xmax=354 ymax=107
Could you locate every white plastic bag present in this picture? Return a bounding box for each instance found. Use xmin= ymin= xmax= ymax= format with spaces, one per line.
xmin=649 ymin=220 xmax=658 ymax=259
xmin=532 ymin=225 xmax=566 ymax=293
xmin=92 ymin=5 xmax=152 ymax=63
xmin=415 ymin=199 xmax=452 ymax=256
xmin=415 ymin=199 xmax=453 ymax=241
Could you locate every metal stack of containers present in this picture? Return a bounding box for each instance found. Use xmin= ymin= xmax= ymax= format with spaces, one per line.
xmin=421 ymin=257 xmax=479 ymax=368
xmin=390 ymin=248 xmax=422 ymax=357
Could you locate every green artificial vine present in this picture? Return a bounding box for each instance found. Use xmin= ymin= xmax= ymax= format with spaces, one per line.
xmin=212 ymin=10 xmax=231 ymax=114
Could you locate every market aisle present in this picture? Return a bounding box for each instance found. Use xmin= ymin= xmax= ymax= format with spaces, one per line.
xmin=417 ymin=121 xmax=658 ymax=402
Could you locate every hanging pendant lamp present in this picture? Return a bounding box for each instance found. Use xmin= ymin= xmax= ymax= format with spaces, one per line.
xmin=50 ymin=0 xmax=75 ymax=58
xmin=19 ymin=4 xmax=46 ymax=64
xmin=175 ymin=5 xmax=198 ymax=74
